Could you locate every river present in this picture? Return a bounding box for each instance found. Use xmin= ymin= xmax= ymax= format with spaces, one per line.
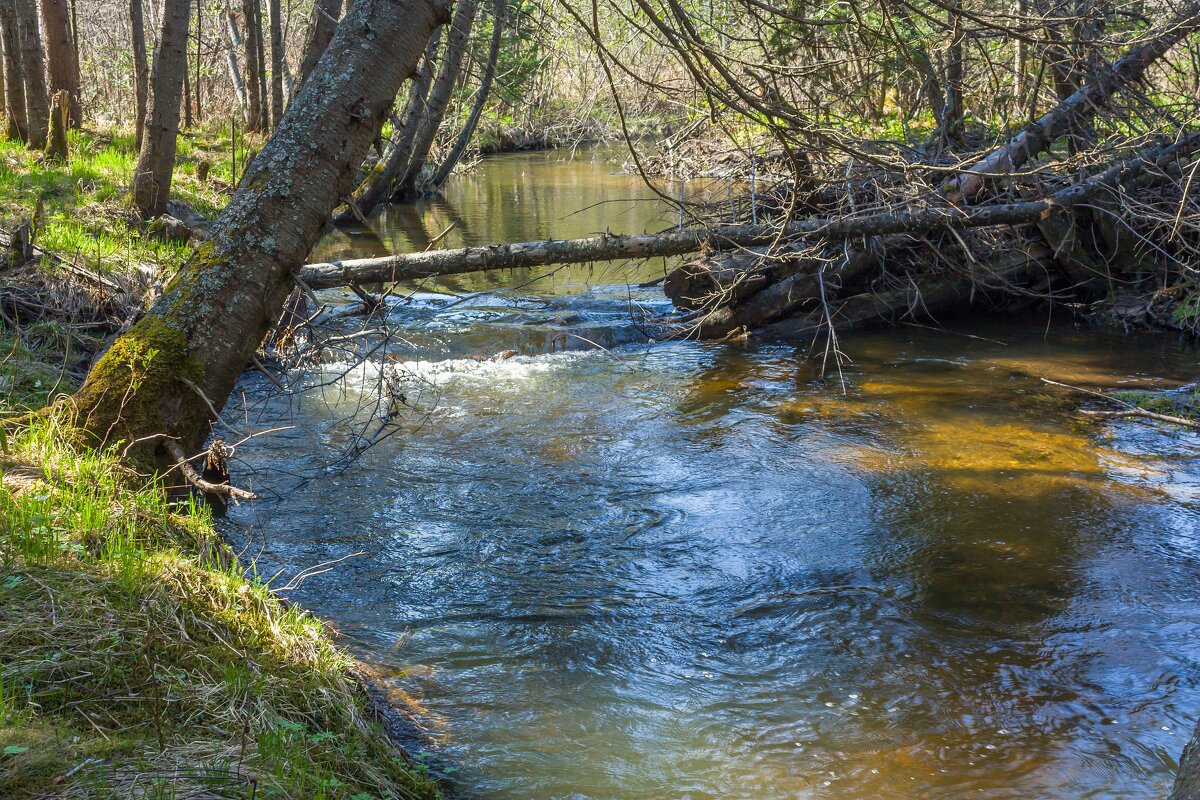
xmin=221 ymin=147 xmax=1200 ymax=799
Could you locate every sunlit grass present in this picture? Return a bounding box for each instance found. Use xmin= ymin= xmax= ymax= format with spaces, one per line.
xmin=0 ymin=411 xmax=442 ymax=799
xmin=0 ymin=126 xmax=249 ymax=276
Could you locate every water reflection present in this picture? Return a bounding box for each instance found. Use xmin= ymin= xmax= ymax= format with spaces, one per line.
xmin=224 ymin=150 xmax=1200 ymax=799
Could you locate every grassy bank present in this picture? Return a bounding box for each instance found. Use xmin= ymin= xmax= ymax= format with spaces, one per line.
xmin=1 ymin=132 xmax=442 ymax=799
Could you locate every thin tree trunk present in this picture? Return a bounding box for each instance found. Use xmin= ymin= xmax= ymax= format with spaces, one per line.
xmin=297 ymin=0 xmax=342 ymax=86
xmin=194 ymin=0 xmax=202 ymax=121
xmin=0 ymin=34 xmax=5 ymax=128
xmin=11 ymin=0 xmax=47 ymax=149
xmin=1012 ymin=0 xmax=1028 ymax=116
xmin=938 ymin=0 xmax=965 ymax=145
xmin=68 ymin=0 xmax=78 ymax=127
xmin=394 ymin=0 xmax=478 ymax=200
xmin=130 ymin=0 xmax=148 ymax=150
xmin=241 ymin=0 xmax=263 ymax=130
xmin=0 ymin=3 xmax=27 ymax=142
xmin=38 ymin=0 xmax=79 ymax=126
xmin=223 ymin=6 xmax=248 ymax=118
xmin=70 ymin=0 xmax=450 ymax=470
xmin=427 ymin=0 xmax=504 ymax=192
xmin=182 ymin=47 xmax=193 ymax=127
xmin=332 ymin=26 xmax=442 ymax=223
xmin=253 ymin=0 xmax=267 ymax=129
xmin=268 ymin=0 xmax=283 ymax=127
xmin=132 ymin=0 xmax=192 ymax=219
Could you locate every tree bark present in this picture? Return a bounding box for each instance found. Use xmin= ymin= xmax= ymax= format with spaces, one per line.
xmin=945 ymin=0 xmax=1200 ymax=203
xmin=182 ymin=45 xmax=193 ymax=127
xmin=297 ymin=0 xmax=342 ymax=86
xmin=1174 ymin=720 xmax=1200 ymax=799
xmin=241 ymin=0 xmax=263 ymax=131
xmin=268 ymin=0 xmax=282 ymax=127
xmin=938 ymin=0 xmax=965 ymax=145
xmin=194 ymin=0 xmax=202 ymax=121
xmin=132 ymin=0 xmax=192 ymax=220
xmin=38 ymin=0 xmax=79 ymax=126
xmin=394 ymin=0 xmax=478 ymax=200
xmin=9 ymin=0 xmax=46 ymax=149
xmin=130 ymin=0 xmax=148 ymax=150
xmin=70 ymin=0 xmax=450 ymax=470
xmin=0 ymin=2 xmax=27 ymax=142
xmin=427 ymin=0 xmax=505 ymax=192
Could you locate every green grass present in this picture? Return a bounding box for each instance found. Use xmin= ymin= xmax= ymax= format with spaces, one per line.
xmin=1113 ymin=389 xmax=1200 ymax=419
xmin=0 ymin=126 xmax=254 ymax=277
xmin=0 ymin=411 xmax=442 ymax=799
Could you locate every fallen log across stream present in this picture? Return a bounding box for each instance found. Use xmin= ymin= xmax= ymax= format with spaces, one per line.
xmin=299 ymin=130 xmax=1198 ymax=293
xmin=299 ymin=202 xmax=1066 ymax=289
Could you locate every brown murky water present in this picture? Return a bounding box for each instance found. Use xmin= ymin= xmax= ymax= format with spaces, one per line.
xmin=224 ymin=148 xmax=1200 ymax=799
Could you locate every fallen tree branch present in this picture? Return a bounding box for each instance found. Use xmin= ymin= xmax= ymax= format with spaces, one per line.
xmin=1041 ymin=378 xmax=1200 ymax=429
xmin=164 ymin=440 xmax=258 ymax=501
xmin=1079 ymin=408 xmax=1200 ymax=428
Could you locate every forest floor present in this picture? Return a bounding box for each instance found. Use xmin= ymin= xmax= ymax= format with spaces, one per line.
xmin=0 ymin=129 xmax=443 ymax=799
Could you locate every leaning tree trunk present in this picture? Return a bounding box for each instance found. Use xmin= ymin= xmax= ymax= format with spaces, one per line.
xmin=394 ymin=0 xmax=478 ymax=200
xmin=297 ymin=0 xmax=342 ymax=85
xmin=332 ymin=25 xmax=441 ymax=224
xmin=70 ymin=0 xmax=450 ymax=471
xmin=945 ymin=0 xmax=1200 ymax=203
xmin=268 ymin=0 xmax=282 ymax=127
xmin=10 ymin=0 xmax=46 ymax=149
xmin=131 ymin=0 xmax=191 ymax=220
xmin=241 ymin=0 xmax=263 ymax=131
xmin=38 ymin=0 xmax=79 ymax=126
xmin=0 ymin=3 xmax=27 ymax=142
xmin=130 ymin=0 xmax=148 ymax=150
xmin=426 ymin=0 xmax=505 ymax=192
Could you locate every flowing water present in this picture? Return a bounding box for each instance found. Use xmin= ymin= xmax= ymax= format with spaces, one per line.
xmin=222 ymin=148 xmax=1200 ymax=799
